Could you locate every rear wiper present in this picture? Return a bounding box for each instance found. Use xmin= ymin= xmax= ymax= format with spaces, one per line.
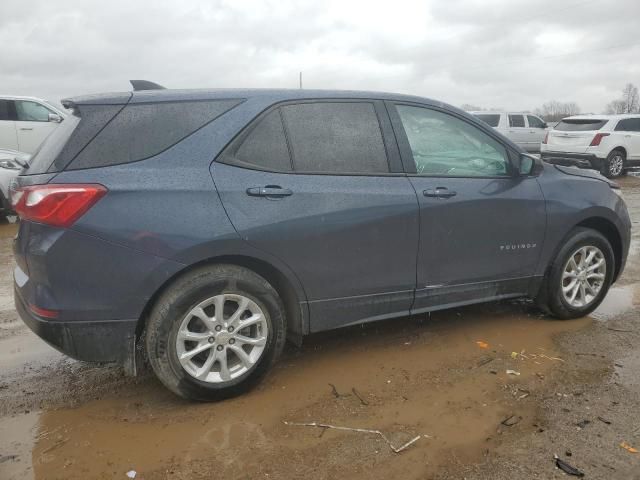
xmin=13 ymin=157 xmax=29 ymax=169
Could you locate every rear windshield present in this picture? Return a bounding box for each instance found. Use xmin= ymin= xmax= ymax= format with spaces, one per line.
xmin=473 ymin=114 xmax=500 ymax=127
xmin=555 ymin=119 xmax=608 ymax=131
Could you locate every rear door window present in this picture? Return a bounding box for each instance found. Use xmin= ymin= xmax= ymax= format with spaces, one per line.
xmin=281 ymin=102 xmax=389 ymax=174
xmin=556 ymin=119 xmax=607 ymax=131
xmin=508 ymin=115 xmax=525 ymax=128
xmin=615 ymin=118 xmax=640 ymax=132
xmin=0 ymin=100 xmax=15 ymax=121
xmin=473 ymin=114 xmax=501 ymax=127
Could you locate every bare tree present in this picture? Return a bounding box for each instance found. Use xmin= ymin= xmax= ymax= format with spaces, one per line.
xmin=535 ymin=101 xmax=581 ymax=122
xmin=605 ymin=99 xmax=627 ymax=114
xmin=460 ymin=103 xmax=483 ymax=111
xmin=622 ymin=83 xmax=639 ymax=113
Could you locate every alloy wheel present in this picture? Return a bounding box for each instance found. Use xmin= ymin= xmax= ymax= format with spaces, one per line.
xmin=561 ymin=246 xmax=606 ymax=308
xmin=609 ymin=155 xmax=624 ymax=176
xmin=176 ymin=294 xmax=268 ymax=383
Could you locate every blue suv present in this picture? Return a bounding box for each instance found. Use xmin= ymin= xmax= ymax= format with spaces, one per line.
xmin=12 ymin=83 xmax=631 ymax=400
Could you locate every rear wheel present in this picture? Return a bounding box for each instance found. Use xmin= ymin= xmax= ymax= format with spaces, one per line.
xmin=540 ymin=228 xmax=615 ymax=319
xmin=602 ymin=150 xmax=626 ymax=178
xmin=145 ymin=264 xmax=286 ymax=401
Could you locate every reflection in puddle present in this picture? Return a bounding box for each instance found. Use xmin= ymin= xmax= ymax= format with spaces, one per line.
xmin=0 ymin=411 xmax=39 ymax=480
xmin=592 ymin=284 xmax=640 ymax=321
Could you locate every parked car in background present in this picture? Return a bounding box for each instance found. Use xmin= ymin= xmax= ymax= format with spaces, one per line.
xmin=0 ymin=96 xmax=66 ymax=154
xmin=541 ymin=114 xmax=640 ymax=178
xmin=0 ymin=149 xmax=29 ymax=221
xmin=470 ymin=111 xmax=548 ymax=152
xmin=12 ymin=84 xmax=630 ymax=401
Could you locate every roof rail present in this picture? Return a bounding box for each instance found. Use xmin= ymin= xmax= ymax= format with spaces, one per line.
xmin=130 ymin=80 xmax=166 ymax=91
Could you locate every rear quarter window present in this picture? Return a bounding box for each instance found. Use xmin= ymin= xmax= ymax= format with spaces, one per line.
xmin=67 ymin=100 xmax=242 ymax=170
xmin=614 ymin=118 xmax=640 ymax=132
xmin=556 ymin=119 xmax=608 ymax=131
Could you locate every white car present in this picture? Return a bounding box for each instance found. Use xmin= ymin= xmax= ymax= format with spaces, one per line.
xmin=540 ymin=114 xmax=640 ymax=178
xmin=470 ymin=111 xmax=549 ymax=152
xmin=0 ymin=95 xmax=66 ymax=154
xmin=0 ymin=149 xmax=29 ymax=221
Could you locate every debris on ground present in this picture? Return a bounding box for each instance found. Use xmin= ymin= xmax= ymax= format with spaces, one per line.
xmin=0 ymin=454 xmax=18 ymax=463
xmin=620 ymin=441 xmax=639 ymax=454
xmin=476 ymin=357 xmax=494 ymax=367
xmin=576 ymin=419 xmax=591 ymax=429
xmin=126 ymin=471 xmax=137 ymax=479
xmin=597 ymin=416 xmax=612 ymax=425
xmin=500 ymin=415 xmax=521 ymax=427
xmin=283 ymin=421 xmax=424 ymax=453
xmin=476 ymin=341 xmax=489 ymax=349
xmin=554 ymin=455 xmax=585 ymax=477
xmin=328 ymin=383 xmax=349 ymax=398
xmin=352 ymin=388 xmax=369 ymax=406
xmin=506 ymin=369 xmax=520 ymax=376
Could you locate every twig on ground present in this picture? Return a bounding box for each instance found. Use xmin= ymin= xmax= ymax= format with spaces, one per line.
xmin=328 ymin=383 xmax=349 ymax=398
xmin=352 ymin=388 xmax=369 ymax=406
xmin=283 ymin=421 xmax=424 ymax=453
xmin=607 ymin=327 xmax=633 ymax=333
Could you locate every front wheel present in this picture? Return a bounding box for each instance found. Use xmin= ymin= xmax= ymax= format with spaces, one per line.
xmin=540 ymin=228 xmax=615 ymax=319
xmin=145 ymin=264 xmax=287 ymax=401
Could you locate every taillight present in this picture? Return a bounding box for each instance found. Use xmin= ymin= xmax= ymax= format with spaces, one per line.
xmin=590 ymin=133 xmax=610 ymax=146
xmin=543 ymin=132 xmax=549 ymax=144
xmin=11 ymin=184 xmax=107 ymax=227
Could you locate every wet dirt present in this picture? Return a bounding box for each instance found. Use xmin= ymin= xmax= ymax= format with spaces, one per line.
xmin=0 ymin=176 xmax=639 ymax=479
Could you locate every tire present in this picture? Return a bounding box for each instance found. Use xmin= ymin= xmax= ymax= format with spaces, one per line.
xmin=145 ymin=264 xmax=286 ymax=401
xmin=601 ymin=150 xmax=626 ymax=178
xmin=540 ymin=227 xmax=615 ymax=319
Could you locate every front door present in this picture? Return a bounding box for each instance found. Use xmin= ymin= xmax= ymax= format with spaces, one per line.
xmin=213 ymin=100 xmax=419 ymax=332
xmin=387 ymin=102 xmax=546 ymax=312
xmin=507 ymin=113 xmax=530 ymax=150
xmin=14 ymin=100 xmax=58 ymax=154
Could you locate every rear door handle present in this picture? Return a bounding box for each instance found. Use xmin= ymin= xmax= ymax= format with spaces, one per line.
xmin=246 ymin=186 xmax=293 ymax=198
xmin=423 ymin=187 xmax=457 ymax=199
xmin=19 ymin=127 xmax=34 ymax=131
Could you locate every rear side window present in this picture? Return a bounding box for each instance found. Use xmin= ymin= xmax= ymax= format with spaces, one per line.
xmin=67 ymin=100 xmax=241 ymax=170
xmin=508 ymin=115 xmax=525 ymax=128
xmin=556 ymin=119 xmax=607 ymax=131
xmin=473 ymin=114 xmax=500 ymax=127
xmin=234 ymin=110 xmax=292 ymax=171
xmin=615 ymin=118 xmax=640 ymax=132
xmin=281 ymin=102 xmax=389 ymax=174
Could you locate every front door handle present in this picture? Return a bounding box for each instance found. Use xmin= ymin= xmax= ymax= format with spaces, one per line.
xmin=19 ymin=127 xmax=34 ymax=131
xmin=423 ymin=187 xmax=457 ymax=199
xmin=246 ymin=186 xmax=293 ymax=198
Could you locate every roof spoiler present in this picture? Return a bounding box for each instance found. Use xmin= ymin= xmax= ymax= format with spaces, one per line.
xmin=130 ymin=80 xmax=166 ymax=91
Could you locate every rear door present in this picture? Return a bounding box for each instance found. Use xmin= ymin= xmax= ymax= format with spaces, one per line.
xmin=0 ymin=100 xmax=18 ymax=150
xmin=387 ymin=102 xmax=546 ymax=312
xmin=14 ymin=100 xmax=59 ymax=154
xmin=507 ymin=114 xmax=529 ymax=149
xmin=213 ymin=100 xmax=419 ymax=332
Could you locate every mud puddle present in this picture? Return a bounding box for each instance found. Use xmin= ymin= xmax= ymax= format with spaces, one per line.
xmin=591 ymin=283 xmax=640 ymax=321
xmin=2 ymin=304 xmax=589 ymax=480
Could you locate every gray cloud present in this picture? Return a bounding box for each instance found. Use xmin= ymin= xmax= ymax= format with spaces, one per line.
xmin=1 ymin=0 xmax=639 ymax=113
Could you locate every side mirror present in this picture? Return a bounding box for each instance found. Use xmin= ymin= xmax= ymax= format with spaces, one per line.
xmin=542 ymin=122 xmax=548 ymax=129
xmin=48 ymin=113 xmax=63 ymax=123
xmin=518 ymin=154 xmax=536 ymax=176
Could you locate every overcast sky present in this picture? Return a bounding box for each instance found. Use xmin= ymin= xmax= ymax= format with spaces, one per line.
xmin=1 ymin=0 xmax=639 ymax=113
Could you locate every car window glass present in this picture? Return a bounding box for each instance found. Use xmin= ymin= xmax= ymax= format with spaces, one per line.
xmin=397 ymin=105 xmax=509 ymax=177
xmin=556 ymin=119 xmax=607 ymax=131
xmin=15 ymin=100 xmax=52 ymax=122
xmin=615 ymin=118 xmax=640 ymax=132
xmin=508 ymin=114 xmax=525 ymax=128
xmin=473 ymin=114 xmax=500 ymax=127
xmin=234 ymin=110 xmax=292 ymax=171
xmin=527 ymin=115 xmax=545 ymax=128
xmin=281 ymin=102 xmax=389 ymax=174
xmin=0 ymin=100 xmax=12 ymax=121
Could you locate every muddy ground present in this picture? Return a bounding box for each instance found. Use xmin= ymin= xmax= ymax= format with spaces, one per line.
xmin=1 ymin=176 xmax=639 ymax=480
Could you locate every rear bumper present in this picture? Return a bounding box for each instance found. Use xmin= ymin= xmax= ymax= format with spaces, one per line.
xmin=540 ymin=151 xmax=603 ymax=170
xmin=15 ymin=282 xmax=137 ymax=365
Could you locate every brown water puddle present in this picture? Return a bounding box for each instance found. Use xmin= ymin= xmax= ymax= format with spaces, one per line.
xmin=21 ymin=304 xmax=588 ymax=480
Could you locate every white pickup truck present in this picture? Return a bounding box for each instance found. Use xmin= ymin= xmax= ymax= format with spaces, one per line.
xmin=469 ymin=111 xmax=549 ymax=153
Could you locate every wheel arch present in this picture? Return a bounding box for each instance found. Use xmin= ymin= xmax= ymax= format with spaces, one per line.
xmin=136 ymin=255 xmax=308 ymax=345
xmin=575 ymin=216 xmax=623 ymax=281
xmin=608 ymin=146 xmax=627 ymax=158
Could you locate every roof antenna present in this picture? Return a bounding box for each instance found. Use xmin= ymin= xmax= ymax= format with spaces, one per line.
xmin=130 ymin=80 xmax=166 ymax=91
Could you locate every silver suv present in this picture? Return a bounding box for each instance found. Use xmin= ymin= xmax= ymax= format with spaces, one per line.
xmin=470 ymin=111 xmax=548 ymax=152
